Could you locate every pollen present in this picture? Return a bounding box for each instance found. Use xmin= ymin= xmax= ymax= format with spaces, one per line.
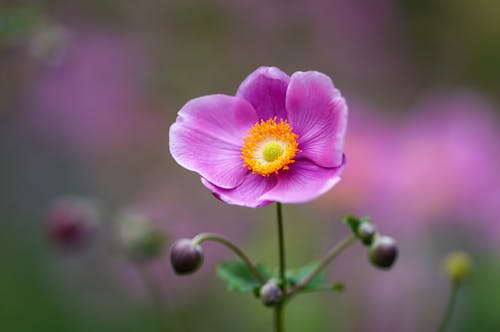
xmin=241 ymin=117 xmax=299 ymax=176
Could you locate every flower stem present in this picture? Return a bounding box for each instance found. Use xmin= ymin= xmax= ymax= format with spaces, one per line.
xmin=287 ymin=234 xmax=357 ymax=298
xmin=274 ymin=302 xmax=284 ymax=332
xmin=276 ymin=202 xmax=286 ymax=288
xmin=275 ymin=202 xmax=286 ymax=332
xmin=192 ymin=232 xmax=266 ymax=284
xmin=438 ymin=280 xmax=460 ymax=332
xmin=136 ymin=266 xmax=174 ymax=332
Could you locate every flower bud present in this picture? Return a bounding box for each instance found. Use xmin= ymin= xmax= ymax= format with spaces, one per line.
xmin=369 ymin=236 xmax=398 ymax=269
xmin=259 ymin=280 xmax=283 ymax=306
xmin=170 ymin=239 xmax=204 ymax=275
xmin=443 ymin=251 xmax=472 ymax=282
xmin=45 ymin=196 xmax=99 ymax=251
xmin=28 ymin=22 xmax=70 ymax=67
xmin=115 ymin=212 xmax=167 ymax=262
xmin=358 ymin=222 xmax=376 ymax=245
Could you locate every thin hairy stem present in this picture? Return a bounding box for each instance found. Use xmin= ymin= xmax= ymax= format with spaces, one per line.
xmin=438 ymin=280 xmax=460 ymax=332
xmin=276 ymin=202 xmax=286 ymax=289
xmin=274 ymin=202 xmax=286 ymax=332
xmin=287 ymin=234 xmax=357 ymax=297
xmin=274 ymin=302 xmax=284 ymax=332
xmin=137 ymin=267 xmax=177 ymax=332
xmin=192 ymin=232 xmax=265 ymax=284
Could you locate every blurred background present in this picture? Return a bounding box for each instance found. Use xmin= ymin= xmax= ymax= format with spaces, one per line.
xmin=1 ymin=0 xmax=499 ymax=331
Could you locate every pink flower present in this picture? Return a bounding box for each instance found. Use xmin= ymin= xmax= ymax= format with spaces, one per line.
xmin=169 ymin=66 xmax=347 ymax=207
xmin=321 ymin=92 xmax=500 ymax=241
xmin=29 ymin=31 xmax=159 ymax=155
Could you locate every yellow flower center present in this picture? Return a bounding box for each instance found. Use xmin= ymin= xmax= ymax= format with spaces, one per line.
xmin=241 ymin=117 xmax=299 ymax=176
xmin=262 ymin=141 xmax=284 ymax=162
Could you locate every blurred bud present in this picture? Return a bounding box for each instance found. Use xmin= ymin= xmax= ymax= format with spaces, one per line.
xmin=443 ymin=251 xmax=472 ymax=282
xmin=369 ymin=235 xmax=398 ymax=269
xmin=260 ymin=280 xmax=283 ymax=306
xmin=358 ymin=222 xmax=376 ymax=245
xmin=116 ymin=212 xmax=167 ymax=262
xmin=170 ymin=239 xmax=204 ymax=275
xmin=45 ymin=196 xmax=99 ymax=251
xmin=28 ymin=21 xmax=70 ymax=67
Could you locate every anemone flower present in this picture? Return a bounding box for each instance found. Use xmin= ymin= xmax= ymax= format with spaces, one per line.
xmin=169 ymin=66 xmax=347 ymax=208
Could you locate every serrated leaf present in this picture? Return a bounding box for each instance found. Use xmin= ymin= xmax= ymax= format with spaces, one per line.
xmin=286 ymin=261 xmax=326 ymax=291
xmin=216 ymin=261 xmax=271 ymax=293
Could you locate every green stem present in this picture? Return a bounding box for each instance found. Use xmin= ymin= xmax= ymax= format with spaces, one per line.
xmin=275 ymin=202 xmax=286 ymax=332
xmin=274 ymin=302 xmax=284 ymax=332
xmin=137 ymin=267 xmax=173 ymax=332
xmin=287 ymin=234 xmax=356 ymax=298
xmin=276 ymin=202 xmax=286 ymax=289
xmin=192 ymin=232 xmax=265 ymax=284
xmin=438 ymin=280 xmax=460 ymax=332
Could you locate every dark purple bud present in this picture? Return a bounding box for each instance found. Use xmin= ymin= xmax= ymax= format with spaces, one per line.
xmin=369 ymin=236 xmax=398 ymax=269
xmin=170 ymin=239 xmax=204 ymax=275
xmin=45 ymin=196 xmax=99 ymax=251
xmin=259 ymin=280 xmax=283 ymax=306
xmin=358 ymin=222 xmax=376 ymax=245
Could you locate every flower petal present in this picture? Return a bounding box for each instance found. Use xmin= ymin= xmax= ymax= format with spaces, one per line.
xmin=286 ymin=71 xmax=347 ymax=167
xmin=201 ymin=174 xmax=278 ymax=208
xmin=261 ymin=158 xmax=345 ymax=204
xmin=169 ymin=94 xmax=258 ymax=189
xmin=236 ymin=66 xmax=290 ymax=121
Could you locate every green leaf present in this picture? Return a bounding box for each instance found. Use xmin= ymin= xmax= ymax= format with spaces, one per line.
xmin=216 ymin=261 xmax=271 ymax=293
xmin=286 ymin=261 xmax=326 ymax=291
xmin=342 ymin=215 xmax=371 ymax=237
xmin=301 ymin=281 xmax=346 ymax=294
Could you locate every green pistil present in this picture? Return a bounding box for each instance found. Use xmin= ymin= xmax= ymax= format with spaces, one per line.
xmin=262 ymin=141 xmax=284 ymax=162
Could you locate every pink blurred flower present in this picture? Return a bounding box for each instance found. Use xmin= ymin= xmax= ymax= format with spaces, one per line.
xmin=323 ymin=92 xmax=500 ymax=241
xmin=28 ymin=30 xmax=160 ymax=155
xmin=390 ymin=93 xmax=500 ymax=233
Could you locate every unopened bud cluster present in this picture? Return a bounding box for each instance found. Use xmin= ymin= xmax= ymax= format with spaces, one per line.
xmin=352 ymin=220 xmax=398 ymax=270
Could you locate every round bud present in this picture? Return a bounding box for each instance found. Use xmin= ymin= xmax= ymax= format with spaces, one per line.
xmin=115 ymin=212 xmax=167 ymax=262
xmin=28 ymin=22 xmax=70 ymax=67
xmin=45 ymin=196 xmax=99 ymax=251
xmin=444 ymin=251 xmax=472 ymax=282
xmin=369 ymin=236 xmax=398 ymax=269
xmin=259 ymin=280 xmax=283 ymax=306
xmin=358 ymin=222 xmax=376 ymax=245
xmin=170 ymin=239 xmax=204 ymax=275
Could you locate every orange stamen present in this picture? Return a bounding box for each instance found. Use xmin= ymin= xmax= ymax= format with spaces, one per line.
xmin=241 ymin=117 xmax=299 ymax=176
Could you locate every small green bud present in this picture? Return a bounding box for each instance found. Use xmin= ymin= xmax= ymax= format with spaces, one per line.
xmin=116 ymin=212 xmax=167 ymax=261
xmin=259 ymin=280 xmax=283 ymax=306
xmin=358 ymin=222 xmax=376 ymax=245
xmin=369 ymin=235 xmax=398 ymax=269
xmin=170 ymin=239 xmax=204 ymax=275
xmin=443 ymin=251 xmax=472 ymax=282
xmin=332 ymin=281 xmax=345 ymax=292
